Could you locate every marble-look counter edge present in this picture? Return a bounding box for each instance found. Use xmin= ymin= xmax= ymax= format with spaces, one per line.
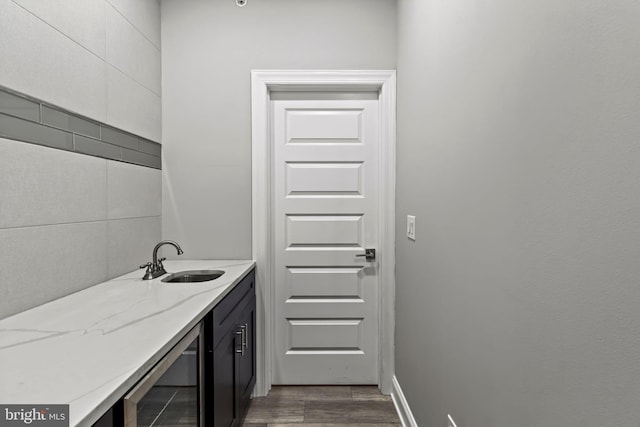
xmin=0 ymin=260 xmax=256 ymax=427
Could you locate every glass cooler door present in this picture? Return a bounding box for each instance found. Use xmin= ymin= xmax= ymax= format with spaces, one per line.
xmin=124 ymin=323 xmax=203 ymax=427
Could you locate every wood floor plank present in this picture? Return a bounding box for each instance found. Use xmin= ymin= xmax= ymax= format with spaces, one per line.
xmin=304 ymin=400 xmax=352 ymax=423
xmin=348 ymin=401 xmax=400 ymax=424
xmin=268 ymin=385 xmax=352 ymax=401
xmin=304 ymin=400 xmax=400 ymax=424
xmin=267 ymin=386 xmax=307 ymax=400
xmin=243 ymin=386 xmax=401 ymax=426
xmin=351 ymin=386 xmax=392 ymax=402
xmin=300 ymin=386 xmax=353 ymax=401
xmin=244 ymin=397 xmax=305 ymax=424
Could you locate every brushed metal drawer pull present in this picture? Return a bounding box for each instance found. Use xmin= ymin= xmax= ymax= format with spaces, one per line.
xmin=235 ymin=328 xmax=245 ymax=356
xmin=241 ymin=323 xmax=248 ymax=349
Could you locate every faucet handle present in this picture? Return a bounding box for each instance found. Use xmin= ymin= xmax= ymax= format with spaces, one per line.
xmin=158 ymin=257 xmax=166 ymax=264
xmin=140 ymin=262 xmax=154 ymax=280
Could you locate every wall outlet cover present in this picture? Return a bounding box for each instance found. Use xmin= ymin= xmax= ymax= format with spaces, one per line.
xmin=407 ymin=215 xmax=416 ymax=240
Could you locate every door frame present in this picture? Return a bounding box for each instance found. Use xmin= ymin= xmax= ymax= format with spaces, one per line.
xmin=251 ymin=70 xmax=396 ymax=396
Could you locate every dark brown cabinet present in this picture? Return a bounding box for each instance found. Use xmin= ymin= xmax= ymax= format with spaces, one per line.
xmin=205 ymin=269 xmax=256 ymax=427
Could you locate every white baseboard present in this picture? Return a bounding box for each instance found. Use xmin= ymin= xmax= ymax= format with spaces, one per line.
xmin=391 ymin=375 xmax=419 ymax=427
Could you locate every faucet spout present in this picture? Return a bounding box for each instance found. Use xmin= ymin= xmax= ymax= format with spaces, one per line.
xmin=140 ymin=240 xmax=184 ymax=280
xmin=152 ymin=240 xmax=184 ymax=265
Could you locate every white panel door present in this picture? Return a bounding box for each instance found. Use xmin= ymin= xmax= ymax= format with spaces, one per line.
xmin=272 ymin=98 xmax=379 ymax=384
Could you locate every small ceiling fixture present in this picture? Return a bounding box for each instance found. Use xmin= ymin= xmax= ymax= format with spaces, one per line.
xmin=236 ymin=0 xmax=247 ymax=7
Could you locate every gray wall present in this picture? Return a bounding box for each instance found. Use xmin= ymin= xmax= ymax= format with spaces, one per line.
xmin=0 ymin=0 xmax=162 ymax=319
xmin=395 ymin=0 xmax=640 ymax=426
xmin=161 ymin=0 xmax=397 ymax=259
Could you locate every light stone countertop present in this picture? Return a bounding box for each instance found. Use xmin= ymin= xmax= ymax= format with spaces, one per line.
xmin=0 ymin=260 xmax=256 ymax=427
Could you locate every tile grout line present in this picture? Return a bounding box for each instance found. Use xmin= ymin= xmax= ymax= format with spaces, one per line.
xmin=9 ymin=0 xmax=106 ymax=62
xmin=0 ymin=215 xmax=161 ymax=232
xmin=10 ymin=0 xmax=160 ymax=97
xmin=105 ymin=60 xmax=161 ymax=99
xmin=105 ymin=0 xmax=161 ymax=50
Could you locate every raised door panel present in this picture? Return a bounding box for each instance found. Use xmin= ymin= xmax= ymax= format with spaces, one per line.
xmin=287 ymin=318 xmax=363 ymax=352
xmin=285 ymin=215 xmax=363 ymax=247
xmin=286 ymin=109 xmax=362 ymax=142
xmin=285 ymin=162 xmax=363 ymax=196
xmin=286 ymin=267 xmax=362 ymax=299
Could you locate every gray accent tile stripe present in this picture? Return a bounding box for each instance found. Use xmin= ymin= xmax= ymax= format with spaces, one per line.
xmin=0 ymin=91 xmax=40 ymax=121
xmin=74 ymin=135 xmax=122 ymax=160
xmin=42 ymin=105 xmax=101 ymax=139
xmin=101 ymin=126 xmax=139 ymax=150
xmin=122 ymin=148 xmax=162 ymax=169
xmin=0 ymin=113 xmax=73 ymax=151
xmin=0 ymin=86 xmax=161 ymax=169
xmin=139 ymin=139 xmax=161 ymax=156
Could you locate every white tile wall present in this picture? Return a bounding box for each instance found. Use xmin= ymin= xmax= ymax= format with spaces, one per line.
xmin=107 ymin=160 xmax=162 ymax=220
xmin=0 ymin=221 xmax=108 ymax=318
xmin=11 ymin=0 xmax=107 ymax=59
xmin=0 ymin=0 xmax=108 ymax=123
xmin=0 ymin=0 xmax=162 ymax=320
xmin=0 ymin=138 xmax=107 ymax=228
xmin=106 ymin=3 xmax=161 ymax=95
xmin=107 ymin=0 xmax=161 ymax=48
xmin=107 ymin=216 xmax=162 ymax=279
xmin=0 ymin=138 xmax=161 ymax=320
xmin=0 ymin=0 xmax=161 ymax=142
xmin=107 ymin=65 xmax=162 ymax=142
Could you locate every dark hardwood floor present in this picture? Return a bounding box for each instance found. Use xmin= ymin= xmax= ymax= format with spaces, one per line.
xmin=242 ymin=385 xmax=402 ymax=426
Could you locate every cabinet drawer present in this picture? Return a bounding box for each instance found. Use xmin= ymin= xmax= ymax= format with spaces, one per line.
xmin=211 ymin=269 xmax=255 ymax=349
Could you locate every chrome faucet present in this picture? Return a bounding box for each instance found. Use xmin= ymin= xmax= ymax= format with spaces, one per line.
xmin=140 ymin=240 xmax=184 ymax=280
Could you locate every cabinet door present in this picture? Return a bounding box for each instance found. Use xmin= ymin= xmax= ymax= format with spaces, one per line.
xmin=212 ymin=328 xmax=236 ymax=427
xmin=206 ymin=269 xmax=256 ymax=427
xmin=235 ymin=295 xmax=256 ymax=422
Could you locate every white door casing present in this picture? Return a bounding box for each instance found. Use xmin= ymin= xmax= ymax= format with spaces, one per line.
xmin=273 ymin=98 xmax=379 ymax=384
xmin=251 ymin=70 xmax=396 ymax=395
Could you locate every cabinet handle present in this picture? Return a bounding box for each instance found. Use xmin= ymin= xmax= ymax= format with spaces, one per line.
xmin=241 ymin=323 xmax=248 ymax=349
xmin=235 ymin=328 xmax=244 ymax=356
xmin=234 ymin=324 xmax=247 ymax=356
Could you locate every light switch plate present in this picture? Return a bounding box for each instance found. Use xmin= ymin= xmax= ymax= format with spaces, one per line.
xmin=407 ymin=215 xmax=416 ymax=240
